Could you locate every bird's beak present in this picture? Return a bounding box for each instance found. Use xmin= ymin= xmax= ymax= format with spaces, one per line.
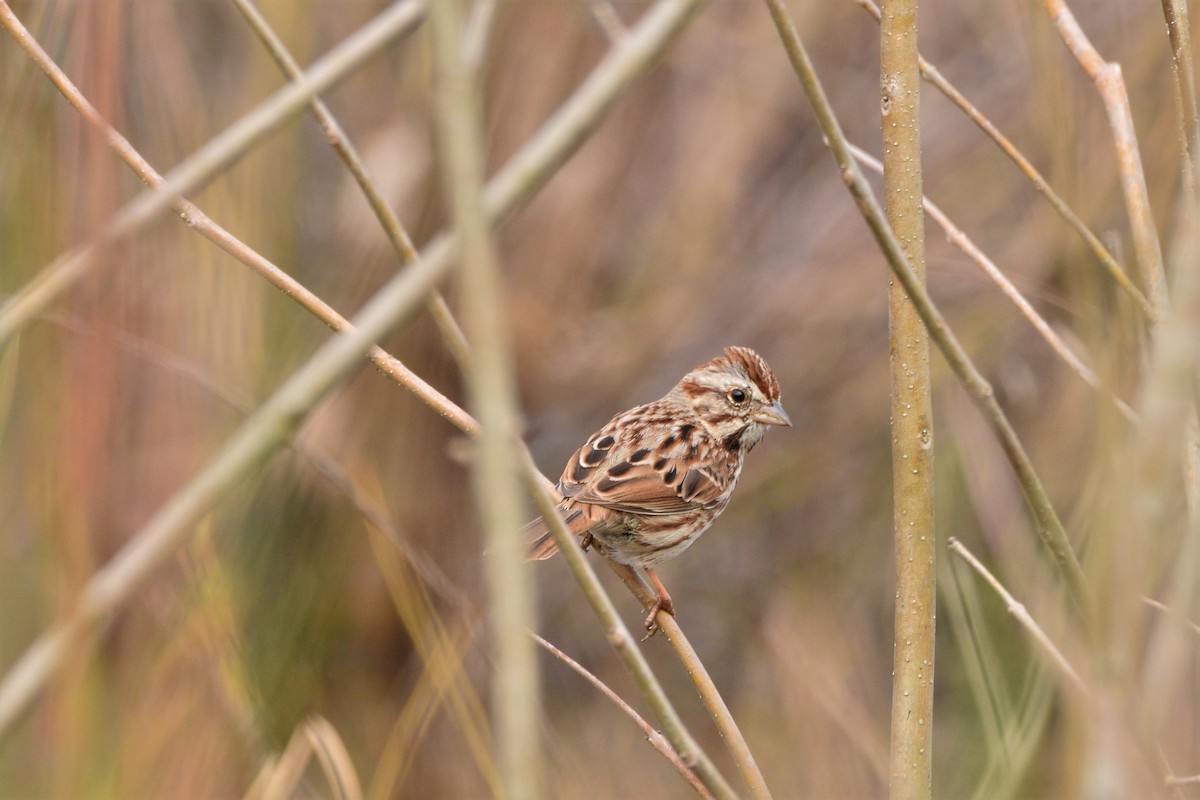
xmin=753 ymin=401 xmax=793 ymax=427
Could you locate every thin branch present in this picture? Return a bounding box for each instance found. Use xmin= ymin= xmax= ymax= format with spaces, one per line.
xmin=1041 ymin=0 xmax=1168 ymax=314
xmin=230 ymin=0 xmax=471 ymax=369
xmin=1142 ymin=597 xmax=1200 ymax=638
xmin=762 ymin=0 xmax=1091 ymax=612
xmin=0 ymin=0 xmax=428 ymax=352
xmin=608 ymin=565 xmax=773 ymax=800
xmin=948 ymin=538 xmax=1086 ymax=694
xmin=531 ymin=633 xmax=714 ymax=800
xmin=849 ymin=142 xmax=1137 ymax=423
xmin=852 ymin=0 xmax=1153 ymax=320
xmin=588 ymin=0 xmax=629 ymax=43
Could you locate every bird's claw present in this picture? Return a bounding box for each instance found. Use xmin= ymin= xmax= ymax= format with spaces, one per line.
xmin=640 ymin=593 xmax=676 ymax=640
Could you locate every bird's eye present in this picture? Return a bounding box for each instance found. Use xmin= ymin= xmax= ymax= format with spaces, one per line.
xmin=728 ymin=388 xmax=748 ymax=405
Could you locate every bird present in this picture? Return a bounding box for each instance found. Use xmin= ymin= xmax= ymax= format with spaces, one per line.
xmin=525 ymin=346 xmax=791 ymax=634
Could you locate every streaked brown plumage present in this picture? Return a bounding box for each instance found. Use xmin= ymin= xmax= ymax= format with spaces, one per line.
xmin=525 ymin=346 xmax=791 ymax=633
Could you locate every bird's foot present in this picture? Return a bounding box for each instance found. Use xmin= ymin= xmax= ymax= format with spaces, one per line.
xmin=641 ymin=590 xmax=676 ymax=640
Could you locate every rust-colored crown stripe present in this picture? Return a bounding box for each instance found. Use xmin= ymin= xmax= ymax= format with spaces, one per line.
xmin=720 ymin=346 xmax=780 ymax=401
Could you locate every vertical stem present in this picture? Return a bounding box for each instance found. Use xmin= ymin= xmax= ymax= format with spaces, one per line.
xmin=881 ymin=1 xmax=935 ymax=797
xmin=428 ymin=1 xmax=540 ymax=797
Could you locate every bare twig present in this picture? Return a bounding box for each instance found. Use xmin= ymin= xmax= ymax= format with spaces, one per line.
xmin=948 ymin=538 xmax=1086 ymax=693
xmin=609 ymin=565 xmax=772 ymax=800
xmin=231 ymin=0 xmax=471 ymax=368
xmin=589 ymin=0 xmax=629 ymax=43
xmin=1142 ymin=597 xmax=1200 ymax=638
xmin=0 ymin=0 xmax=429 ymax=352
xmin=1041 ymin=0 xmax=1168 ymax=314
xmin=849 ymin=142 xmax=1137 ymax=422
xmin=761 ymin=0 xmax=1091 ymax=612
xmin=532 ymin=633 xmax=714 ymax=800
xmin=853 ymin=0 xmax=1153 ymax=320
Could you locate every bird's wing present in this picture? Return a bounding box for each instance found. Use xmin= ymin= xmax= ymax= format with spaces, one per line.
xmin=559 ymin=426 xmax=726 ymax=515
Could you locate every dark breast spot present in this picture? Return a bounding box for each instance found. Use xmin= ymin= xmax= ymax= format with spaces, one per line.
xmin=653 ymin=457 xmax=668 ymax=470
xmin=596 ymin=435 xmax=615 ymax=449
xmin=663 ymin=466 xmax=677 ymax=484
xmin=630 ymin=448 xmax=651 ymax=463
xmin=582 ymin=447 xmax=607 ymax=466
xmin=659 ymin=434 xmax=677 ymax=449
xmin=678 ymin=424 xmax=695 ymax=440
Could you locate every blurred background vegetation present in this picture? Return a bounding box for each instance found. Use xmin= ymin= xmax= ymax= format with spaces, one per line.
xmin=0 ymin=0 xmax=1195 ymax=797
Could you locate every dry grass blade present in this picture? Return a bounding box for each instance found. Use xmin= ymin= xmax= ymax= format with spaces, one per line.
xmin=531 ymin=633 xmax=714 ymax=800
xmin=363 ymin=510 xmax=500 ymax=795
xmin=849 ymin=142 xmax=1137 ymax=422
xmin=948 ymin=538 xmax=1085 ymax=693
xmin=1143 ymin=598 xmax=1200 ymax=638
xmin=243 ymin=720 xmax=315 ymax=800
xmin=305 ymin=716 xmax=366 ymax=800
xmin=365 ymin=618 xmax=480 ymax=799
xmin=1167 ymin=774 xmax=1200 ymax=786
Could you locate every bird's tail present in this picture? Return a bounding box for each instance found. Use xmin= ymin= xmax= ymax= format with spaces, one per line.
xmin=523 ymin=505 xmax=588 ymax=561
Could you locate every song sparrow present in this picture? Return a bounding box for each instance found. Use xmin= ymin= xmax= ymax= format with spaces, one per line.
xmin=525 ymin=346 xmax=791 ymax=634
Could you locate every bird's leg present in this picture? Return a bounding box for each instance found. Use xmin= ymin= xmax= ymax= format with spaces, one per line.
xmin=642 ymin=567 xmax=676 ymax=638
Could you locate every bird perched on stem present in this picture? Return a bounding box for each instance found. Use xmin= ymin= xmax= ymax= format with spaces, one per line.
xmin=525 ymin=346 xmax=791 ymax=635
